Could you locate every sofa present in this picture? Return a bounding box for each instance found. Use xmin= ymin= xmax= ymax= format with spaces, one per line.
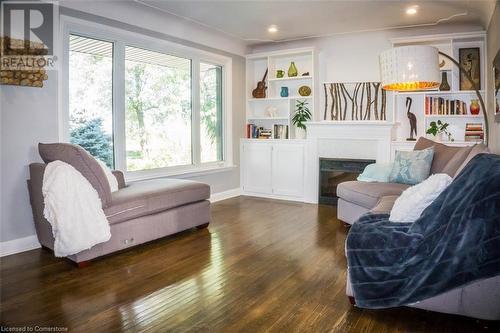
xmin=337 ymin=137 xmax=489 ymax=224
xmin=28 ymin=143 xmax=211 ymax=266
xmin=338 ymin=137 xmax=500 ymax=320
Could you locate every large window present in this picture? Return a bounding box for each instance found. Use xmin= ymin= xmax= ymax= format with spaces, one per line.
xmin=125 ymin=46 xmax=192 ymax=171
xmin=200 ymin=63 xmax=223 ymax=163
xmin=66 ymin=25 xmax=230 ymax=177
xmin=69 ymin=35 xmax=114 ymax=168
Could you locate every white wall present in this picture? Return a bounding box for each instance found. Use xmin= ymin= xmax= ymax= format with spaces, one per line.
xmin=60 ymin=0 xmax=248 ymax=56
xmin=0 ymin=4 xmax=247 ymax=246
xmin=487 ymin=3 xmax=500 ymax=154
xmin=1 ymin=72 xmax=59 ymax=243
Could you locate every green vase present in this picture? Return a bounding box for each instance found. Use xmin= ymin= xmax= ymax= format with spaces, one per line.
xmin=288 ymin=62 xmax=298 ymax=77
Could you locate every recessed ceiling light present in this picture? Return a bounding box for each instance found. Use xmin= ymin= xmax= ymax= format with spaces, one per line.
xmin=268 ymin=25 xmax=278 ymax=33
xmin=406 ymin=6 xmax=418 ymax=15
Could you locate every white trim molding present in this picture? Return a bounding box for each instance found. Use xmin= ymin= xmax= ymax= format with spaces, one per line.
xmin=209 ymin=188 xmax=241 ymax=203
xmin=0 ymin=235 xmax=41 ymax=257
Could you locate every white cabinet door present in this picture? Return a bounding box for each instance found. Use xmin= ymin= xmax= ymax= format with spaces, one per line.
xmin=272 ymin=144 xmax=304 ymax=197
xmin=242 ymin=143 xmax=273 ymax=194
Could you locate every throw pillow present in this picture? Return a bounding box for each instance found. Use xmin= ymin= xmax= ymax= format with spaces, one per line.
xmin=389 ymin=147 xmax=434 ymax=185
xmin=413 ymin=137 xmax=462 ymax=175
xmin=357 ymin=163 xmax=394 ymax=182
xmin=390 ymin=174 xmax=452 ymax=223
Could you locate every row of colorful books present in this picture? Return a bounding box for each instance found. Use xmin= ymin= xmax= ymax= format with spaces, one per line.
xmin=465 ymin=123 xmax=484 ymax=142
xmin=425 ymin=97 xmax=469 ymax=115
xmin=246 ymin=124 xmax=270 ymax=139
xmin=246 ymin=124 xmax=289 ymax=139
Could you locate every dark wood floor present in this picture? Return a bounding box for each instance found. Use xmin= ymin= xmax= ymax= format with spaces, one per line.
xmin=1 ymin=197 xmax=498 ymax=332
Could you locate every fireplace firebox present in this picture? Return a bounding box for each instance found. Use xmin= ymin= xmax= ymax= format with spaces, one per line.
xmin=319 ymin=158 xmax=375 ymax=205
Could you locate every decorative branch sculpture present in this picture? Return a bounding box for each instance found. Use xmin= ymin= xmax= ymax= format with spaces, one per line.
xmin=323 ymin=84 xmax=328 ymax=121
xmin=329 ymin=84 xmax=335 ymax=120
xmin=323 ymin=82 xmax=387 ymax=121
xmin=365 ymin=83 xmax=371 ymax=120
xmin=372 ymin=82 xmax=380 ymax=120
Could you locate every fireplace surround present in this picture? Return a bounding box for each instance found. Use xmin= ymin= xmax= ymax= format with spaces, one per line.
xmin=319 ymin=158 xmax=375 ymax=205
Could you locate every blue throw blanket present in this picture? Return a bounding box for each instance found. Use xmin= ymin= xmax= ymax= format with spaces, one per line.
xmin=346 ymin=153 xmax=500 ymax=308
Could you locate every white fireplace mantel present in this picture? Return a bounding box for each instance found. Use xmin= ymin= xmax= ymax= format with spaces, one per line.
xmin=304 ymin=121 xmax=395 ymax=203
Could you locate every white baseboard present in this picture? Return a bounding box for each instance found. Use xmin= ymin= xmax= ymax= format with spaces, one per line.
xmin=210 ymin=188 xmax=241 ymax=203
xmin=240 ymin=190 xmax=307 ymax=203
xmin=0 ymin=235 xmax=41 ymax=257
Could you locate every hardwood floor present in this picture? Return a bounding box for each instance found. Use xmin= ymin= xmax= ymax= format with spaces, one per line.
xmin=1 ymin=196 xmax=498 ymax=332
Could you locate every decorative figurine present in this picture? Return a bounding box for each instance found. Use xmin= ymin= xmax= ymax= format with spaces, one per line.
xmin=470 ymin=99 xmax=480 ymax=115
xmin=439 ymin=72 xmax=450 ymax=91
xmin=252 ymin=69 xmax=268 ymax=98
xmin=302 ymin=72 xmax=310 ymax=76
xmin=280 ymin=87 xmax=289 ymax=97
xmin=298 ymin=85 xmax=311 ymax=96
xmin=406 ymin=97 xmax=417 ymax=141
xmin=288 ymin=62 xmax=298 ymax=77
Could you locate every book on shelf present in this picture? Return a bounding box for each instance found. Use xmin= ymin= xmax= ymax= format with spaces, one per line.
xmin=425 ymin=96 xmax=469 ymax=116
xmin=273 ymin=124 xmax=289 ymax=139
xmin=246 ymin=124 xmax=274 ymax=139
xmin=464 ymin=122 xmax=484 ymax=142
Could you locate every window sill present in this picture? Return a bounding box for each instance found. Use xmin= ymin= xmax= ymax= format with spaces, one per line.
xmin=124 ymin=164 xmax=238 ymax=183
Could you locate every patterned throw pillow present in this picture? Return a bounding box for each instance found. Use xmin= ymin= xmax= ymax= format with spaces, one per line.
xmin=389 ymin=147 xmax=435 ymax=185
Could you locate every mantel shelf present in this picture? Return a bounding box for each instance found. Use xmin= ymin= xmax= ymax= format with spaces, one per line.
xmin=307 ymin=121 xmax=394 ymax=127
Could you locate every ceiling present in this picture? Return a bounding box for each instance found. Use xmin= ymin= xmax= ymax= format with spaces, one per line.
xmin=136 ymin=0 xmax=495 ymax=45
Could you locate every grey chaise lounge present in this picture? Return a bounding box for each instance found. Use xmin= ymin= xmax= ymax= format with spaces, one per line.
xmin=338 ymin=137 xmax=500 ymax=320
xmin=28 ymin=143 xmax=211 ymax=266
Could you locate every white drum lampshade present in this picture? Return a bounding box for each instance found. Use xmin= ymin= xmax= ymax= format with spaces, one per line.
xmin=380 ymin=46 xmax=440 ymax=91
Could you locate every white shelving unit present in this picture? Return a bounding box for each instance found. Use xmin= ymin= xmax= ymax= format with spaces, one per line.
xmin=246 ymin=48 xmax=315 ymax=140
xmin=390 ymin=32 xmax=486 ymax=145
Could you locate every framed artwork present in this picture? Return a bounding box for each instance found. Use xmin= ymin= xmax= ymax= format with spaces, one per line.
xmin=459 ymin=47 xmax=481 ymax=90
xmin=493 ymin=49 xmax=500 ymax=122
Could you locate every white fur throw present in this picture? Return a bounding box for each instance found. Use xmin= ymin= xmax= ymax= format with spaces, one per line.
xmin=390 ymin=174 xmax=452 ymax=223
xmin=42 ymin=160 xmax=111 ymax=257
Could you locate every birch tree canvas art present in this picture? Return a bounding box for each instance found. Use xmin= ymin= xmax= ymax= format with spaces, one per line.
xmin=323 ymin=82 xmax=387 ymax=121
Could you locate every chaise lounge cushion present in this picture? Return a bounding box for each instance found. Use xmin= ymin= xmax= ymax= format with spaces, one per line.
xmin=38 ymin=142 xmax=112 ymax=207
xmin=413 ymin=137 xmax=472 ymax=176
xmin=104 ymin=178 xmax=210 ymax=224
xmin=336 ymin=181 xmax=409 ymax=209
xmin=371 ymin=195 xmax=399 ymax=214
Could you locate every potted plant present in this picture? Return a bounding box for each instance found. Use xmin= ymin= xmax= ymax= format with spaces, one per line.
xmin=292 ymin=100 xmax=312 ymax=139
xmin=426 ymin=120 xmax=454 ymax=142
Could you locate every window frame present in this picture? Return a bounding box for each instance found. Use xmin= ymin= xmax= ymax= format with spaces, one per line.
xmin=60 ymin=16 xmax=233 ymax=181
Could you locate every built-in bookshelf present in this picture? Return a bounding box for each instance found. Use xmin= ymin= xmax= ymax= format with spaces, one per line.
xmin=390 ymin=32 xmax=486 ymax=144
xmin=245 ymin=48 xmax=315 ymax=139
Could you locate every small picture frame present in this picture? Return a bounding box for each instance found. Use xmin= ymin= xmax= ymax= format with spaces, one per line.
xmin=493 ymin=49 xmax=500 ymax=122
xmin=459 ymin=47 xmax=481 ymax=91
